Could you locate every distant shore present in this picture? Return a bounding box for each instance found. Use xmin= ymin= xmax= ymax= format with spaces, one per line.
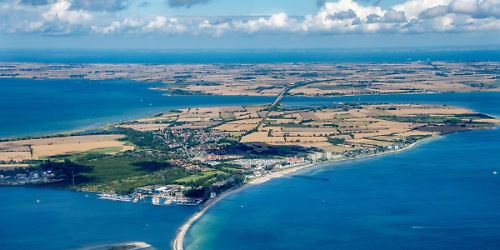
xmin=171 ymin=134 xmax=438 ymax=250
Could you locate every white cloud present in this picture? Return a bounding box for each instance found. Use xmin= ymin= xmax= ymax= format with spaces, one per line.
xmin=91 ymin=16 xmax=187 ymax=34
xmin=233 ymin=13 xmax=292 ymax=33
xmin=91 ymin=20 xmax=121 ymax=34
xmin=393 ymin=0 xmax=451 ymax=20
xmin=1 ymin=0 xmax=499 ymax=36
xmin=143 ymin=16 xmax=167 ymax=31
xmin=42 ymin=0 xmax=91 ymax=24
xmin=198 ymin=19 xmax=230 ymax=36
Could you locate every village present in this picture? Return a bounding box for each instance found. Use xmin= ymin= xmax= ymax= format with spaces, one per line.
xmin=2 ymin=99 xmax=497 ymax=207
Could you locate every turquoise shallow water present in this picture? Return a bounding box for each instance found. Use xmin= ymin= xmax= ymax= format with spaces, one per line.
xmin=186 ymin=93 xmax=500 ymax=250
xmin=0 ymin=78 xmax=274 ymax=138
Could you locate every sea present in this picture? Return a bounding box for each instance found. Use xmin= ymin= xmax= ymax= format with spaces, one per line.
xmin=0 ymin=78 xmax=273 ymax=138
xmin=1 ymin=48 xmax=499 ymax=64
xmin=185 ymin=92 xmax=500 ymax=250
xmin=0 ymin=187 xmax=196 ymax=250
xmin=0 ymin=49 xmax=499 ymax=250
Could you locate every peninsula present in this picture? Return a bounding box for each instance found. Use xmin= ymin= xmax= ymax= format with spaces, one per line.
xmin=0 ymin=62 xmax=499 ymax=250
xmin=1 ymin=94 xmax=498 ymax=203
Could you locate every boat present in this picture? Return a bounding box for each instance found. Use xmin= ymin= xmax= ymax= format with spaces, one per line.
xmin=176 ymin=199 xmax=203 ymax=206
xmin=152 ymin=196 xmax=161 ymax=205
xmin=98 ymin=193 xmax=131 ymax=202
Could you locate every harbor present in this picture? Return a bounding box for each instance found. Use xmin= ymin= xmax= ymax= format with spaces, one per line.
xmin=97 ymin=185 xmax=204 ymax=206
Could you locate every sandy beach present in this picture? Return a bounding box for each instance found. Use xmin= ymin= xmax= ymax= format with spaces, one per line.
xmin=171 ymin=135 xmax=438 ymax=250
xmin=80 ymin=241 xmax=152 ymax=250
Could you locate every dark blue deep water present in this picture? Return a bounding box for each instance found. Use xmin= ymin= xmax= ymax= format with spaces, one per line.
xmin=1 ymin=49 xmax=499 ymax=64
xmin=0 ymin=78 xmax=273 ymax=138
xmin=185 ymin=93 xmax=500 ymax=250
xmin=0 ymin=187 xmax=197 ymax=250
xmin=283 ymin=92 xmax=500 ymax=116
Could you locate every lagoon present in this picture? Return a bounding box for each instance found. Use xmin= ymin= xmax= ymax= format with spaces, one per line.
xmin=0 ymin=78 xmax=273 ymax=138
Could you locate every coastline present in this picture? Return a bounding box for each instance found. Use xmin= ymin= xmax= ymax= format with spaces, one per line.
xmin=171 ymin=134 xmax=438 ymax=250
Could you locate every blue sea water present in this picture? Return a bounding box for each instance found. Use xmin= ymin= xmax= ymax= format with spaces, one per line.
xmin=0 ymin=78 xmax=273 ymax=138
xmin=2 ymin=79 xmax=497 ymax=139
xmin=0 ymin=54 xmax=499 ymax=250
xmin=185 ymin=92 xmax=500 ymax=250
xmin=0 ymin=187 xmax=197 ymax=250
xmin=283 ymin=92 xmax=500 ymax=115
xmin=1 ymin=48 xmax=499 ymax=64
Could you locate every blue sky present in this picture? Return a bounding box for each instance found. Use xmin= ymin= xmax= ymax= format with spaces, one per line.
xmin=0 ymin=0 xmax=499 ymax=49
xmin=133 ymin=0 xmax=406 ymax=16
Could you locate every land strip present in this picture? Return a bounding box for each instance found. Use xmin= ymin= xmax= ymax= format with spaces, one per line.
xmin=1 ymin=99 xmax=498 ymax=250
xmin=2 ymin=62 xmax=499 ymax=96
xmin=1 ymin=101 xmax=497 ymax=196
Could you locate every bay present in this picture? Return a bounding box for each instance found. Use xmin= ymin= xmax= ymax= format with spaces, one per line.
xmin=0 ymin=78 xmax=273 ymax=138
xmin=0 ymin=187 xmax=197 ymax=250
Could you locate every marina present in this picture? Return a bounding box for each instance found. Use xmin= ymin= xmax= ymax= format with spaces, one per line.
xmin=97 ymin=193 xmax=131 ymax=202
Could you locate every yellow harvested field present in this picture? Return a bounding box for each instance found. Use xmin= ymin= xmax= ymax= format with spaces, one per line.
xmin=105 ymin=100 xmax=497 ymax=159
xmin=374 ymin=104 xmax=472 ymax=116
xmin=233 ymin=118 xmax=262 ymax=124
xmin=475 ymin=118 xmax=500 ymax=124
xmin=320 ymin=145 xmax=353 ymax=153
xmin=272 ymin=141 xmax=332 ymax=148
xmin=0 ymin=151 xmax=31 ymax=162
xmin=259 ymin=126 xmax=283 ymax=132
xmin=215 ymin=123 xmax=259 ymax=132
xmin=177 ymin=116 xmax=209 ymax=122
xmin=281 ymin=127 xmax=338 ymax=133
xmin=0 ymin=163 xmax=31 ymax=169
xmin=309 ymin=111 xmax=336 ymax=120
xmin=7 ymin=62 xmax=499 ymax=97
xmin=353 ymin=108 xmax=391 ymax=117
xmin=245 ymin=106 xmax=267 ymax=113
xmin=214 ymin=118 xmax=261 ymax=132
xmin=117 ymin=123 xmax=169 ymax=131
xmin=136 ymin=113 xmax=177 ymax=123
xmin=284 ymin=136 xmax=328 ymax=143
xmin=268 ymin=118 xmax=301 ymax=124
xmin=274 ymin=131 xmax=338 ymax=137
xmin=240 ymin=132 xmax=285 ymax=143
xmin=353 ymin=120 xmax=414 ymax=138
xmin=0 ymin=135 xmax=133 ymax=162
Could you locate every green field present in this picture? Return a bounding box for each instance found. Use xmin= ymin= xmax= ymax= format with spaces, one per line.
xmin=377 ymin=115 xmax=461 ymax=124
xmin=45 ymin=152 xmax=193 ymax=193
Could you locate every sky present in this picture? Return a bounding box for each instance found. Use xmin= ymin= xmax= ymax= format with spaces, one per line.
xmin=0 ymin=0 xmax=499 ymax=49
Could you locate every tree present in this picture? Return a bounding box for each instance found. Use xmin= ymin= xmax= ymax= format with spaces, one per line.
xmin=40 ymin=160 xmax=92 ymax=185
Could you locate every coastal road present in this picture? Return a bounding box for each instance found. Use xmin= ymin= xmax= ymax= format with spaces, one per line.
xmin=269 ymin=87 xmax=287 ymax=111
